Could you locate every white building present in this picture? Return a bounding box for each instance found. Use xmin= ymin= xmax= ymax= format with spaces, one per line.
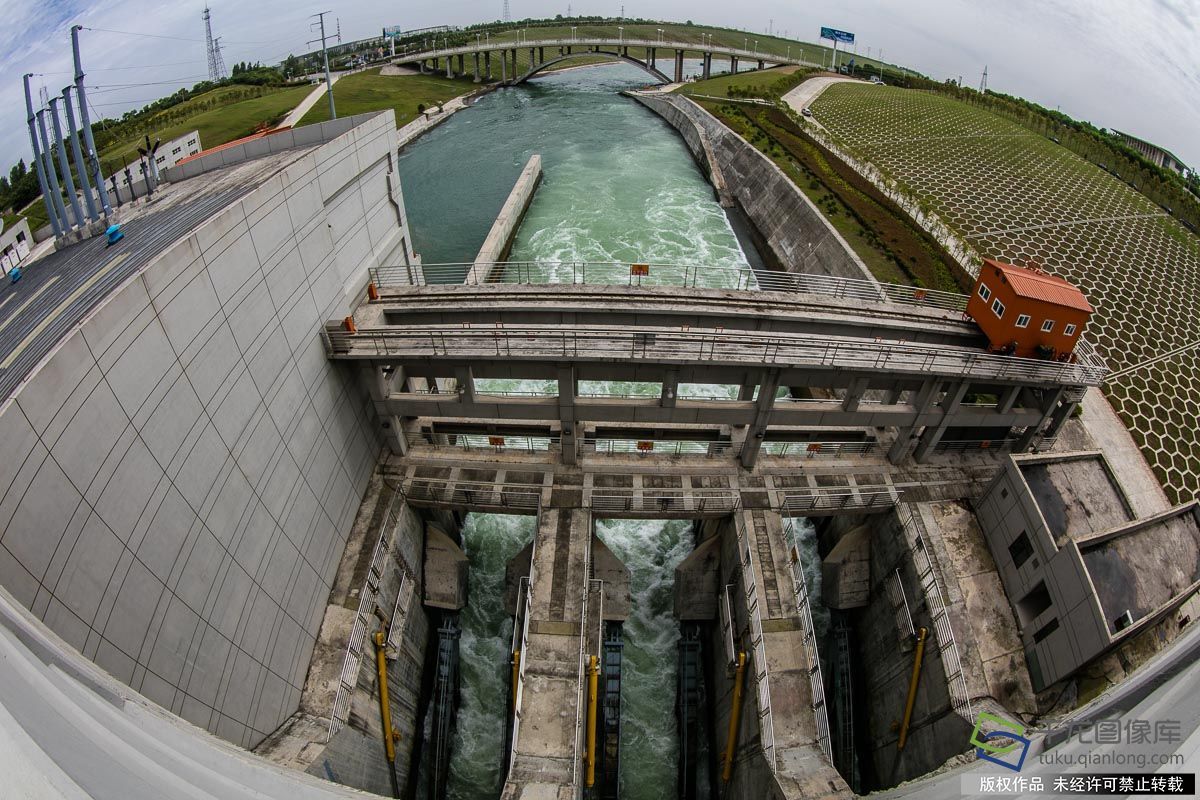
xmin=0 ymin=216 xmax=32 ymax=274
xmin=153 ymin=129 xmax=203 ymax=171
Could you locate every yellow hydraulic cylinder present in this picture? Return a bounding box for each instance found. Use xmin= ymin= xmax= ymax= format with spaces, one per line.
xmin=721 ymin=651 xmax=747 ymax=783
xmin=374 ymin=630 xmax=398 ymax=765
xmin=585 ymin=654 xmax=600 ymax=788
xmin=511 ymin=649 xmax=521 ymax=711
xmin=897 ymin=626 xmax=928 ymax=751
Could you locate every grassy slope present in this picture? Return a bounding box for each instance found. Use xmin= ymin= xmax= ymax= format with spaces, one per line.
xmin=674 ymin=67 xmax=962 ymax=289
xmin=297 ymin=69 xmax=473 ymax=127
xmin=97 ymin=85 xmax=313 ymax=172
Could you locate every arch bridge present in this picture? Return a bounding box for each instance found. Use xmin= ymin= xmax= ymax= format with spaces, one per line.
xmin=399 ymin=36 xmax=811 ymax=85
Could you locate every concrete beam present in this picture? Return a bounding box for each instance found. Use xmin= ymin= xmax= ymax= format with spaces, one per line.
xmin=739 ymin=369 xmax=781 ymax=470
xmin=913 ymin=381 xmax=970 ymax=462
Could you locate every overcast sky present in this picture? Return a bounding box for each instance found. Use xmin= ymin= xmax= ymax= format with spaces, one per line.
xmin=2 ymin=0 xmax=1197 ymax=173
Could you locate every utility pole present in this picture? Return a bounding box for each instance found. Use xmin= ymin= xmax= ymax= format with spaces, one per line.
xmin=310 ymin=11 xmax=339 ymax=120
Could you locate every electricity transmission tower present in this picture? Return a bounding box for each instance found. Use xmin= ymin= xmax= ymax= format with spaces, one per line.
xmin=213 ymin=37 xmax=227 ymax=79
xmin=203 ymin=7 xmax=226 ymax=81
xmin=980 ymin=65 xmax=988 ymax=93
xmin=309 ymin=11 xmax=339 ymax=120
xmin=503 ymin=0 xmax=511 ymax=23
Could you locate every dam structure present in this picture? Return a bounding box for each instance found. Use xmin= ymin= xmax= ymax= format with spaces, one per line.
xmin=0 ymin=55 xmax=1197 ymax=800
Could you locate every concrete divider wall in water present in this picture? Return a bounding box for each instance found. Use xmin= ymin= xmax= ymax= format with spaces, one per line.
xmin=629 ymin=91 xmax=876 ymax=283
xmin=469 ymin=154 xmax=544 ymax=282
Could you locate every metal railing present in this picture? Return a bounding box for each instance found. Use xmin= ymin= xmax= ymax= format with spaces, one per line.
xmin=761 ymin=440 xmax=878 ymax=459
xmin=734 ymin=511 xmax=776 ymax=773
xmin=589 ymin=489 xmax=741 ymax=516
xmin=508 ymin=533 xmax=537 ymax=774
xmin=933 ymin=438 xmax=1018 ymax=454
xmin=408 ymin=432 xmax=560 ymax=453
xmin=896 ymin=504 xmax=974 ymax=723
xmin=329 ymin=493 xmax=411 ymax=740
xmin=781 ymin=485 xmax=901 ymax=514
xmin=400 ymin=37 xmax=805 ymax=66
xmin=369 ymin=260 xmax=969 ymax=313
xmin=583 ymin=438 xmax=737 ymax=457
xmin=886 ymin=569 xmax=916 ymax=643
xmin=404 ymin=478 xmax=543 ymax=511
xmin=571 ymin=519 xmax=596 ymax=787
xmin=326 ymin=323 xmax=1107 ymax=386
xmin=782 ymin=519 xmax=833 ymax=763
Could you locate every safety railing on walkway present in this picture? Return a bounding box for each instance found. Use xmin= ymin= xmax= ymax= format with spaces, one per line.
xmin=368 ymin=260 xmax=969 ymax=313
xmin=508 ymin=520 xmax=538 ymax=774
xmin=325 ymin=323 xmax=1107 ymax=386
xmin=404 ymin=478 xmax=544 ymax=511
xmin=733 ymin=511 xmax=776 ymax=773
xmin=896 ymin=504 xmax=974 ymax=724
xmin=407 ymin=432 xmax=561 ymax=454
xmin=761 ymin=440 xmax=878 ymax=459
xmin=329 ymin=492 xmax=411 ymax=740
xmin=583 ymin=438 xmax=737 ymax=457
xmin=782 ymin=518 xmax=833 ymax=763
xmin=933 ymin=438 xmax=1018 ymax=454
xmin=589 ymin=489 xmax=741 ymax=516
xmin=781 ymin=485 xmax=902 ymax=514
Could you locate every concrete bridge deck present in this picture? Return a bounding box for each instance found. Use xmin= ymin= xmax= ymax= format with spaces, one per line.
xmin=399 ymin=36 xmax=810 ymax=85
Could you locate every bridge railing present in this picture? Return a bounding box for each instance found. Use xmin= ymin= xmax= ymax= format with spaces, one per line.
xmin=761 ymin=440 xmax=878 ymax=459
xmin=369 ymin=261 xmax=969 ymax=313
xmin=325 ymin=323 xmax=1108 ymax=386
xmin=400 ymin=37 xmax=803 ymax=65
xmin=782 ymin=518 xmax=833 ymax=763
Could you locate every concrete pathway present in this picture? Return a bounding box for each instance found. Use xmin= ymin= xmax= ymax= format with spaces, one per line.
xmin=276 ymin=72 xmax=344 ymax=129
xmin=395 ymin=91 xmax=477 ymax=148
xmin=780 ymin=75 xmax=864 ymax=115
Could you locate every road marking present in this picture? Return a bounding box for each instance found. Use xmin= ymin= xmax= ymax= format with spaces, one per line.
xmin=1 ymin=254 xmax=130 ymax=370
xmin=0 ymin=291 xmax=15 ymax=312
xmin=0 ymin=276 xmax=62 ymax=336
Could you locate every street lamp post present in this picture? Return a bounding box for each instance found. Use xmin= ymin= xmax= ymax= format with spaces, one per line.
xmin=619 ymin=26 xmax=624 ymax=44
xmin=571 ymin=26 xmax=577 ymax=42
xmin=657 ymin=28 xmax=663 ymax=44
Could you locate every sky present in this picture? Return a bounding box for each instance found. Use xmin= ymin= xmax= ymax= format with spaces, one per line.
xmin=1 ymin=0 xmax=1197 ymax=173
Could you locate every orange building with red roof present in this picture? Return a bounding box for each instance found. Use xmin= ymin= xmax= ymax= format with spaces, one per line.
xmin=966 ymin=259 xmax=1093 ymax=359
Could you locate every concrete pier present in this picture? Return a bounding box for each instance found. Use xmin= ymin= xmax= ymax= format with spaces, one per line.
xmin=503 ymin=506 xmax=601 ymax=798
xmin=468 ymin=154 xmax=543 ymax=281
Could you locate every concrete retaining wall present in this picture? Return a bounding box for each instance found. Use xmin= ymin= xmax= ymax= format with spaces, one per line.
xmin=629 ymin=92 xmax=876 ymax=282
xmin=0 ymin=110 xmax=416 ymax=750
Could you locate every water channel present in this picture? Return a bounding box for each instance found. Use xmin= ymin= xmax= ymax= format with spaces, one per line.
xmin=398 ymin=63 xmax=771 ymax=800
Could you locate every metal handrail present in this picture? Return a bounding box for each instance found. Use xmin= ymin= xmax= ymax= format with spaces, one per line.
xmin=368 ymin=260 xmax=970 ymax=313
xmin=782 ymin=518 xmax=833 ymax=763
xmin=326 ymin=323 xmax=1107 ymax=386
xmin=732 ymin=511 xmax=776 ymax=773
xmin=400 ymin=37 xmax=805 ymax=66
xmin=896 ymin=505 xmax=974 ymax=723
xmin=781 ymin=486 xmax=902 ymax=514
xmin=761 ymin=440 xmax=878 ymax=458
xmin=583 ymin=439 xmax=737 ymax=457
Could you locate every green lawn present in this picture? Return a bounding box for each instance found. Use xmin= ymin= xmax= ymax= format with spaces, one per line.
xmin=297 ymin=69 xmax=474 ymax=127
xmin=676 ymin=65 xmax=805 ymax=98
xmin=98 ymin=84 xmax=313 ymax=173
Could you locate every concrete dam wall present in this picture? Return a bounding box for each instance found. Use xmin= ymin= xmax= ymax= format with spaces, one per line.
xmin=0 ymin=111 xmax=414 ymax=751
xmin=629 ymin=91 xmax=876 ymax=282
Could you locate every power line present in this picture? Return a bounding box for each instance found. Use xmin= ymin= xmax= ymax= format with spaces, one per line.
xmin=82 ymin=25 xmax=285 ymax=46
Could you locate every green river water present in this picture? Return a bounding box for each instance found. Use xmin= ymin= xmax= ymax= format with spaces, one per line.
xmin=397 ymin=64 xmax=818 ymax=800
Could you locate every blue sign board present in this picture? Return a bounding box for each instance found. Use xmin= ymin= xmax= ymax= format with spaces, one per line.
xmin=820 ymin=26 xmax=855 ymax=44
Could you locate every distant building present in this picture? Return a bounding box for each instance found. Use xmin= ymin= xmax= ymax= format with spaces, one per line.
xmin=967 ymin=259 xmax=1093 ymax=359
xmin=0 ymin=216 xmax=32 ymax=275
xmin=1113 ymin=129 xmax=1189 ymax=176
xmin=153 ymin=130 xmax=203 ymax=172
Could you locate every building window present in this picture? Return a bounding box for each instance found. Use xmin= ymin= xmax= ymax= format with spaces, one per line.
xmin=991 ymin=298 xmax=1005 ymax=319
xmin=1041 ymin=319 xmax=1055 ymax=333
xmin=1032 ymin=618 xmax=1060 ymax=644
xmin=172 ymin=146 xmax=182 ymax=155
xmin=1008 ymin=531 xmax=1034 ymax=568
xmin=1016 ymin=314 xmax=1031 ymax=328
xmin=1016 ymin=582 xmax=1053 ymax=626
xmin=1064 ymin=323 xmax=1077 ymax=336
xmin=15 ymin=232 xmax=25 ymax=243
xmin=187 ymin=139 xmax=196 ymax=147
xmin=978 ymin=283 xmax=992 ymax=302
